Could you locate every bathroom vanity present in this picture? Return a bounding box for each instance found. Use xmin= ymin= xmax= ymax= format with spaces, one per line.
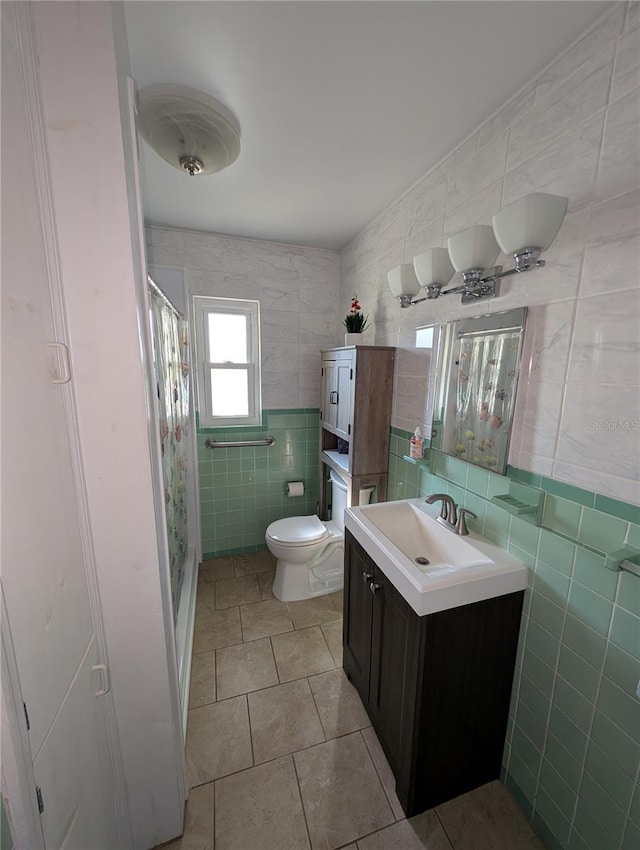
xmin=342 ymin=500 xmax=526 ymax=817
xmin=319 ymin=345 xmax=395 ymax=514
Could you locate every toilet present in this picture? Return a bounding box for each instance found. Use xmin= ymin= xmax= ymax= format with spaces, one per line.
xmin=266 ymin=470 xmax=369 ymax=602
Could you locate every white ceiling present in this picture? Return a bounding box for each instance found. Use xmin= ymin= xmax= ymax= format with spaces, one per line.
xmin=125 ymin=1 xmax=612 ymax=250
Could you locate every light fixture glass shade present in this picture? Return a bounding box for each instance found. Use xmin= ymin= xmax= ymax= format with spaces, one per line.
xmin=387 ymin=264 xmax=421 ymax=298
xmin=447 ymin=225 xmax=500 ymax=273
xmin=413 ymin=248 xmax=455 ymax=287
xmin=492 ymin=193 xmax=568 ymax=255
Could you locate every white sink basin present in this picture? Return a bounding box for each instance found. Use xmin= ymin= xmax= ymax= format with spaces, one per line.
xmin=345 ymin=498 xmax=528 ymax=616
xmin=359 ymin=500 xmax=490 ymax=575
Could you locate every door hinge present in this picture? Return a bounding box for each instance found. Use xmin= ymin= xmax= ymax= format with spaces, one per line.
xmin=348 ymin=424 xmax=351 ymax=435
xmin=23 ymin=701 xmax=30 ymax=730
xmin=350 ymin=369 xmax=353 ymax=379
xmin=36 ymin=786 xmax=44 ymax=814
xmin=321 ymin=367 xmax=324 ymax=377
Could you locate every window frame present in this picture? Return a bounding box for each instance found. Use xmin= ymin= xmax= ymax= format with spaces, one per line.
xmin=192 ymin=295 xmax=262 ymax=427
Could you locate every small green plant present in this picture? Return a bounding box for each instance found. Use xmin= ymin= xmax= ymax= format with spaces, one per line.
xmin=343 ymin=295 xmax=370 ymax=333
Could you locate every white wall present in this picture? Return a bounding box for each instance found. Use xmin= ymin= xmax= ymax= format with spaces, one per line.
xmin=31 ymin=3 xmax=184 ymax=846
xmin=146 ymin=226 xmax=340 ymax=410
xmin=340 ymin=2 xmax=640 ymax=506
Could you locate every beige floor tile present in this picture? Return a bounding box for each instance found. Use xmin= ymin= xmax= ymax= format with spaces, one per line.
xmin=361 ymin=727 xmax=405 ymax=821
xmin=216 ymin=638 xmax=278 ymax=700
xmin=271 ymin=626 xmax=335 ymax=683
xmin=199 ymin=557 xmax=235 ymax=583
xmin=356 ymin=811 xmax=453 ymax=849
xmin=258 ymin=569 xmax=275 ymax=600
xmin=215 ymin=755 xmax=310 ymax=850
xmin=435 ymin=780 xmax=546 ymax=850
xmin=240 ymin=598 xmax=294 ymax=642
xmin=215 ymin=575 xmax=261 ymax=609
xmin=189 ymin=650 xmax=216 ymax=708
xmin=234 ymin=550 xmax=275 ymax=576
xmin=161 ymin=783 xmax=214 ymax=850
xmin=186 ymin=697 xmax=253 ymax=786
xmin=329 ymin=589 xmax=344 ymax=613
xmin=248 ymin=679 xmax=325 ymax=764
xmin=309 ymin=668 xmax=370 ymax=739
xmin=195 ymin=582 xmax=215 ymax=618
xmin=294 ymin=732 xmax=394 ymax=850
xmin=321 ymin=618 xmax=343 ymax=667
xmin=193 ymin=607 xmax=242 ymax=654
xmin=287 ymin=594 xmax=342 ymax=629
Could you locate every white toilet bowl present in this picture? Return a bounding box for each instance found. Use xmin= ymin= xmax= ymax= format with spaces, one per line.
xmin=266 ymin=470 xmax=356 ymax=602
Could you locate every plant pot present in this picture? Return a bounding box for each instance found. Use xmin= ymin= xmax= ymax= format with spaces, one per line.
xmin=345 ymin=332 xmax=362 ymax=346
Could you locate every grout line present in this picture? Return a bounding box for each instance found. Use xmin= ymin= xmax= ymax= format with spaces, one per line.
xmin=359 ymin=728 xmax=400 ymax=822
xmin=290 ymin=753 xmax=314 ymax=850
xmin=434 ymin=809 xmax=457 ymax=850
xmin=244 ymin=693 xmax=256 ymax=767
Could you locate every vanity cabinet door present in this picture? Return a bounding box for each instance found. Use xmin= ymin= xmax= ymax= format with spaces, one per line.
xmin=368 ymin=564 xmax=422 ymax=792
xmin=342 ymin=531 xmax=374 ymax=704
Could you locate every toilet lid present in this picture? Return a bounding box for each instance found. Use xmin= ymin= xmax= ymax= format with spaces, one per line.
xmin=267 ymin=515 xmax=328 ymax=545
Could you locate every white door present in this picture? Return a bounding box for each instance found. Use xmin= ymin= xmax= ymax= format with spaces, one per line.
xmin=1 ymin=6 xmax=121 ymax=847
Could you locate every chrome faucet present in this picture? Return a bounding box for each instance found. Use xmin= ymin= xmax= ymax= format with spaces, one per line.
xmin=425 ymin=493 xmax=457 ymax=526
xmin=425 ymin=493 xmax=477 ymax=536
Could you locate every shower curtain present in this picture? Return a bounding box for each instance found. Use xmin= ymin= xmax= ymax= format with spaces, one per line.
xmin=149 ymin=282 xmax=190 ymax=622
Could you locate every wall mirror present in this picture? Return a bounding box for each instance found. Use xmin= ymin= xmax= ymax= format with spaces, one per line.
xmin=417 ymin=307 xmax=527 ymax=475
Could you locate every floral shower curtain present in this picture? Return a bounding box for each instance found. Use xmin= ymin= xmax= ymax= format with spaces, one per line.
xmin=149 ymin=281 xmax=190 ymax=622
xmin=453 ymin=328 xmax=521 ymax=472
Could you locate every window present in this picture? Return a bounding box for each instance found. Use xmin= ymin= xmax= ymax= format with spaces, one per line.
xmin=192 ymin=296 xmax=261 ymax=427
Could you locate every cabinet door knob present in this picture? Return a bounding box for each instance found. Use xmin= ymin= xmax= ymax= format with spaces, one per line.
xmin=362 ymin=571 xmax=373 ymax=584
xmin=369 ymin=581 xmax=382 ymax=595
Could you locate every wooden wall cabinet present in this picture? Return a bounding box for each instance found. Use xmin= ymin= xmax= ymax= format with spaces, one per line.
xmin=343 ymin=530 xmax=524 ymax=817
xmin=319 ymin=345 xmax=394 ymax=514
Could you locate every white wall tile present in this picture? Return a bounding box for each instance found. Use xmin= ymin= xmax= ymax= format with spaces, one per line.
xmin=594 ymin=89 xmax=640 ymax=203
xmin=147 ymin=227 xmax=339 ymax=410
xmin=556 ymin=381 xmax=640 ymax=481
xmin=339 ymin=12 xmax=639 ymax=504
xmin=503 ymin=114 xmax=604 ymax=212
xmin=508 ymin=48 xmax=613 ymax=171
xmin=535 ymin=4 xmax=625 ymax=101
xmin=581 ymin=188 xmax=640 ymax=297
xmin=447 ymin=131 xmax=509 ymax=209
xmin=567 ymin=289 xmax=640 ymax=385
xmin=611 ymin=23 xmax=640 ymax=103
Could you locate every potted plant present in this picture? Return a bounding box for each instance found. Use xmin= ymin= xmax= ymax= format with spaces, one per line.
xmin=343 ymin=295 xmax=370 ymax=345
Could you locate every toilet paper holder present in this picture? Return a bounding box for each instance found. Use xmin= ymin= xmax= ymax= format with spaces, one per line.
xmin=286 ymin=481 xmax=304 ymax=497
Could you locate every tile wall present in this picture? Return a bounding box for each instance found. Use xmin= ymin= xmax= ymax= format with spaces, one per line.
xmin=198 ymin=409 xmax=320 ymax=558
xmin=387 ymin=430 xmax=639 ymax=850
xmin=341 ymin=8 xmax=639 ymax=847
xmin=340 ymin=2 xmax=640 ymax=507
xmin=146 ymin=227 xmax=340 ymax=556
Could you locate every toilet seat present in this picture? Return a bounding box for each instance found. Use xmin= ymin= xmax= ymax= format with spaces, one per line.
xmin=266 ymin=514 xmax=328 ymax=547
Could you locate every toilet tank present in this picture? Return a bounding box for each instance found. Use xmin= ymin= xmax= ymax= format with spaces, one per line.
xmin=329 ymin=469 xmax=349 ymax=533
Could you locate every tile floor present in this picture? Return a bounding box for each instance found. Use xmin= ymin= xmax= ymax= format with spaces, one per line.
xmin=162 ymin=552 xmax=547 ymax=850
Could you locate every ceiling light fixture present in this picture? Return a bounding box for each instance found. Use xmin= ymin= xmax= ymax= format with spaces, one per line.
xmin=389 ymin=192 xmax=568 ymax=307
xmin=137 ymin=84 xmax=241 ymax=177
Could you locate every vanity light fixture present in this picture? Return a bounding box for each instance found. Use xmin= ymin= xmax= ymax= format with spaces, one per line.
xmin=389 ymin=192 xmax=568 ymax=307
xmin=387 ymin=264 xmax=422 ymax=307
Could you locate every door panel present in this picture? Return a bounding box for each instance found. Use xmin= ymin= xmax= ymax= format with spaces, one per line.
xmin=321 ymin=361 xmax=337 ymax=430
xmin=1 ymin=7 xmax=119 ymax=847
xmin=369 ymin=566 xmax=420 ymax=786
xmin=335 ymin=360 xmax=352 ymax=439
xmin=342 ymin=532 xmax=373 ymax=703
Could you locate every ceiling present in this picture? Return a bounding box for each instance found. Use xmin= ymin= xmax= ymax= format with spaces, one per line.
xmin=125 ymin=1 xmax=612 ymax=250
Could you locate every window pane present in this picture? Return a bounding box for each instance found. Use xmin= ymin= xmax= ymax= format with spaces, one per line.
xmin=208 ymin=313 xmax=248 ymax=363
xmin=210 ymin=369 xmax=249 ymax=416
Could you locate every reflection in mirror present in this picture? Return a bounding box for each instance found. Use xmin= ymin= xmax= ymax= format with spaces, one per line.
xmin=417 ymin=308 xmax=527 ymax=475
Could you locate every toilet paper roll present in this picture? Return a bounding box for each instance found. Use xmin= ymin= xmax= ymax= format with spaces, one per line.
xmin=286 ymin=481 xmax=304 ymax=497
xmin=358 ymin=486 xmax=375 ymax=506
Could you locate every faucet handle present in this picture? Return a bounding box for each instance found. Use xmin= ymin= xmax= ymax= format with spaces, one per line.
xmin=456 ymin=508 xmax=478 ymax=536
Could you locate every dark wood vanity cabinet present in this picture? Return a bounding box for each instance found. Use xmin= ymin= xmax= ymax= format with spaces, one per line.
xmin=343 ymin=529 xmax=524 ymax=817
